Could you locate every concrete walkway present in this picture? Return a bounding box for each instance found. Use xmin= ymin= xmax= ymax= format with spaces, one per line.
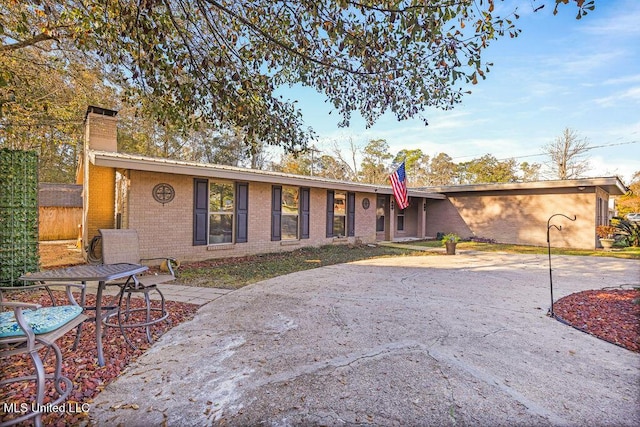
xmin=90 ymin=252 xmax=640 ymax=426
xmin=84 ymin=281 xmax=232 ymax=305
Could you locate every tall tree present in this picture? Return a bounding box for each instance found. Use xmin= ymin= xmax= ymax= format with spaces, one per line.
xmin=315 ymin=155 xmax=352 ymax=181
xmin=616 ymin=171 xmax=640 ymax=215
xmin=118 ymin=114 xmax=191 ymax=160
xmin=393 ymin=149 xmax=430 ymax=186
xmin=543 ymin=128 xmax=591 ymax=179
xmin=519 ymin=161 xmax=542 ymax=182
xmin=427 ymin=153 xmax=457 ymax=186
xmin=180 ymin=127 xmax=269 ymax=168
xmin=457 ymin=154 xmax=518 ymax=184
xmin=359 ymin=139 xmax=392 ymax=184
xmin=0 ymin=45 xmax=120 ymax=182
xmin=1 ymin=43 xmax=274 ymax=180
xmin=331 ymin=139 xmax=360 ymax=182
xmin=273 ymin=151 xmax=313 ymax=176
xmin=1 ymin=0 xmax=593 ymax=152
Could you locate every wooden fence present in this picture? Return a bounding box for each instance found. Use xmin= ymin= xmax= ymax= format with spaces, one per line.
xmin=39 ymin=207 xmax=82 ymax=241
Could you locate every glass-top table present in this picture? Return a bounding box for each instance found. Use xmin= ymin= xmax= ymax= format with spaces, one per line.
xmin=20 ymin=263 xmax=148 ymax=366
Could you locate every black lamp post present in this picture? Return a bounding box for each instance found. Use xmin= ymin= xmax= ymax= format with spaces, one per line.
xmin=546 ymin=213 xmax=577 ymax=318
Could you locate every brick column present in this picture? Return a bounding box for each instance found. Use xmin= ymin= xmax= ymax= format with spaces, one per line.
xmin=81 ymin=107 xmax=118 ymax=257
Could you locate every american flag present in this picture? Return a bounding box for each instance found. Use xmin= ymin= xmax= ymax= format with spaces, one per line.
xmin=389 ymin=162 xmax=409 ymax=210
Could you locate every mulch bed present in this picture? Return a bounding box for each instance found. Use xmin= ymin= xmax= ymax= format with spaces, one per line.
xmin=0 ymin=290 xmax=199 ymax=426
xmin=554 ymin=288 xmax=640 ymax=353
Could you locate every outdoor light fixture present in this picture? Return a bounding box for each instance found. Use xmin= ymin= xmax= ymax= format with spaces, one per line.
xmin=577 ymin=186 xmax=586 ymax=191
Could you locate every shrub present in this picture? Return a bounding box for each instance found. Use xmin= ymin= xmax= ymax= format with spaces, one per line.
xmin=612 ymin=218 xmax=640 ymax=247
xmin=469 ymin=236 xmax=496 ymax=243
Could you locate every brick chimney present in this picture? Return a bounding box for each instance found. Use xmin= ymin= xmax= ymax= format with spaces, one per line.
xmin=84 ymin=106 xmax=118 ymax=152
xmin=81 ymin=106 xmax=119 ymax=258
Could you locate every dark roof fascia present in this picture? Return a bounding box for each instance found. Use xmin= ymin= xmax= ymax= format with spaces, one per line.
xmin=418 ymin=177 xmax=627 ymax=196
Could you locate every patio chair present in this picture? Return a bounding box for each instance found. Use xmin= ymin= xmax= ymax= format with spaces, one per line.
xmin=0 ymin=284 xmax=87 ymax=427
xmin=98 ymin=229 xmax=175 ymax=348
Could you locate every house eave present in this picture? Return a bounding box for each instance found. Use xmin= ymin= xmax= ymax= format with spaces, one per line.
xmin=420 ymin=177 xmax=627 ymax=196
xmin=89 ymin=150 xmax=446 ymax=199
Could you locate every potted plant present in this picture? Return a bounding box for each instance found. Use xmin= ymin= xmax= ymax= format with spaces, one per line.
xmin=596 ymin=225 xmax=616 ymax=250
xmin=441 ymin=233 xmax=460 ymax=255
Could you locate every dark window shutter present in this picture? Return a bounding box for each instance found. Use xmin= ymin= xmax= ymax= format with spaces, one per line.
xmin=347 ymin=192 xmax=355 ymax=237
xmin=235 ymin=182 xmax=248 ymax=243
xmin=271 ymin=186 xmax=282 ymax=241
xmin=193 ymin=178 xmax=208 ymax=246
xmin=326 ymin=190 xmax=334 ymax=238
xmin=300 ymin=188 xmax=310 ymax=239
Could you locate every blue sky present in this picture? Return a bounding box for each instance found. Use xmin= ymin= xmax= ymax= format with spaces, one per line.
xmin=274 ymin=0 xmax=640 ymax=185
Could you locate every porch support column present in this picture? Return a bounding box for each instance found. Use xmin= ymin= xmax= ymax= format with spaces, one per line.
xmin=389 ymin=198 xmax=396 ymax=241
xmin=419 ymin=198 xmax=427 ymax=238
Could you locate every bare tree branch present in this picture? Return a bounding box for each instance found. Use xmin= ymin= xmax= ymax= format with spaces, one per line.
xmin=0 ymin=33 xmax=55 ymax=52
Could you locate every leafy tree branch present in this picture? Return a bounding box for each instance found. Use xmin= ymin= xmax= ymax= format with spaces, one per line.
xmin=1 ymin=0 xmax=594 ymax=152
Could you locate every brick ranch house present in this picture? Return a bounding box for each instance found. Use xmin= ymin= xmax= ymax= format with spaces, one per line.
xmin=77 ymin=106 xmax=626 ymax=263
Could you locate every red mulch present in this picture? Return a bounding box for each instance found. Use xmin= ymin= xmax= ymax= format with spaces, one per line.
xmin=0 ymin=290 xmax=199 ymax=426
xmin=554 ymin=288 xmax=640 ymax=353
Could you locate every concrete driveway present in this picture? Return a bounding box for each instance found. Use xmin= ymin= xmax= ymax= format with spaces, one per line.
xmin=90 ymin=252 xmax=640 ymax=426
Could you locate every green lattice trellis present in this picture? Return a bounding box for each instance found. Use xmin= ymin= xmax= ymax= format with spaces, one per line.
xmin=0 ymin=148 xmax=39 ymax=286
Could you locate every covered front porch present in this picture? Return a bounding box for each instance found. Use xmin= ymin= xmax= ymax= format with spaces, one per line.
xmin=375 ymin=194 xmax=444 ymax=241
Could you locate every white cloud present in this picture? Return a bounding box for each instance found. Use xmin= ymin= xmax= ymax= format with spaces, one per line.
xmin=589 ymin=154 xmax=640 ymax=183
xmin=602 ymin=74 xmax=640 ymax=85
xmin=534 ymin=49 xmax=626 ymax=77
xmin=580 ymin=1 xmax=640 ymax=37
xmin=594 ymin=86 xmax=640 ymax=107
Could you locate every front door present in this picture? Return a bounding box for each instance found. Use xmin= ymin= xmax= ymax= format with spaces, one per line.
xmin=376 ymin=195 xmax=389 ymax=241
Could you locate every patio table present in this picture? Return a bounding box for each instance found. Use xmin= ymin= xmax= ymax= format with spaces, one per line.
xmin=19 ymin=263 xmax=148 ymax=366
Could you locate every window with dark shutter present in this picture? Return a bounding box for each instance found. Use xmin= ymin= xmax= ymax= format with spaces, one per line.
xmin=281 ymin=186 xmax=300 ymax=240
xmin=236 ymin=182 xmax=248 ymax=243
xmin=300 ymin=187 xmax=310 ymax=239
xmin=271 ymin=186 xmax=282 ymax=241
xmin=326 ymin=190 xmax=334 ymax=238
xmin=331 ymin=191 xmax=346 ymax=237
xmin=193 ymin=178 xmax=208 ymax=246
xmin=347 ymin=192 xmax=355 ymax=236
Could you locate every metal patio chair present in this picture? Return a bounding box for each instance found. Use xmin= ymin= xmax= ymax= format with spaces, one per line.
xmin=0 ymin=284 xmax=87 ymax=427
xmin=98 ymin=229 xmax=176 ymax=348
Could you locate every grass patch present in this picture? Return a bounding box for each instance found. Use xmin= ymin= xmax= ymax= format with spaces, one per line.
xmin=174 ymin=240 xmax=639 ymax=290
xmin=175 ymin=244 xmax=431 ymax=289
xmin=403 ymin=240 xmax=640 ymax=259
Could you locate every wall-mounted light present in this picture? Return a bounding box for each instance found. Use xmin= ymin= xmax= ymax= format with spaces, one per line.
xmin=577 ymin=186 xmax=585 ymax=191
